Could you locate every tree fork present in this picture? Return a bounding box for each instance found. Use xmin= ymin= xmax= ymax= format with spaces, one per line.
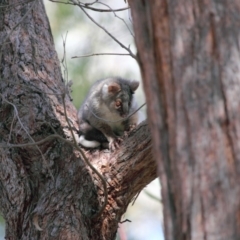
xmin=0 ymin=1 xmax=156 ymax=239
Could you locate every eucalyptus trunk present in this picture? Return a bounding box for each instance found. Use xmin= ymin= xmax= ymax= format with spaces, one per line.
xmin=129 ymin=1 xmax=240 ymax=240
xmin=0 ymin=1 xmax=155 ymax=239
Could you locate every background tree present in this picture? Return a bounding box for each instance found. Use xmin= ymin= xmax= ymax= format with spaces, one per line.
xmin=0 ymin=0 xmax=156 ymax=239
xmin=129 ymin=1 xmax=240 ymax=240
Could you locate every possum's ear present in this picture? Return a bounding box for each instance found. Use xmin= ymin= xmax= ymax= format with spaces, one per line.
xmin=102 ymin=82 xmax=121 ymax=96
xmin=129 ymin=80 xmax=139 ymax=92
xmin=108 ymin=82 xmax=121 ymax=93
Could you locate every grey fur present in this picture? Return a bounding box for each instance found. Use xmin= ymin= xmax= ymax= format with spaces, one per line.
xmin=78 ymin=77 xmax=140 ymax=150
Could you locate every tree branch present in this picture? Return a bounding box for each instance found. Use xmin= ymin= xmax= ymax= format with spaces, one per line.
xmin=49 ymin=0 xmax=129 ymax=12
xmin=70 ymin=0 xmax=136 ymax=59
xmin=84 ymin=121 xmax=156 ymax=239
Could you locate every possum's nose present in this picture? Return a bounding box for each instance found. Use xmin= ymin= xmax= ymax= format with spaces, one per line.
xmin=121 ymin=103 xmax=129 ymax=117
xmin=121 ymin=113 xmax=127 ymax=118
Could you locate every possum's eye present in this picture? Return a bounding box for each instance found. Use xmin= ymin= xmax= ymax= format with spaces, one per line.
xmin=115 ymin=100 xmax=122 ymax=108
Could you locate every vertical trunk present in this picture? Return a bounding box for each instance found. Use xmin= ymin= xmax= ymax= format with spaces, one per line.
xmin=129 ymin=1 xmax=240 ymax=239
xmin=0 ymin=0 xmax=97 ymax=239
xmin=0 ymin=2 xmax=156 ymax=239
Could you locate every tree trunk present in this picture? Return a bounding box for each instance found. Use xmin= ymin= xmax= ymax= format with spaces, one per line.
xmin=0 ymin=1 xmax=156 ymax=239
xmin=129 ymin=0 xmax=240 ymax=240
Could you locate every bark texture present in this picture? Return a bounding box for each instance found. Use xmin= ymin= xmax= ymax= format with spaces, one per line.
xmin=0 ymin=1 xmax=156 ymax=239
xmin=129 ymin=0 xmax=240 ymax=240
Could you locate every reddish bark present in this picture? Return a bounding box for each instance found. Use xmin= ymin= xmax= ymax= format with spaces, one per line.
xmin=0 ymin=1 xmax=156 ymax=239
xmin=129 ymin=1 xmax=240 ymax=240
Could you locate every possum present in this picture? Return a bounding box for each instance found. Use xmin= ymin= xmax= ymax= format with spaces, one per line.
xmin=77 ymin=77 xmax=140 ymax=150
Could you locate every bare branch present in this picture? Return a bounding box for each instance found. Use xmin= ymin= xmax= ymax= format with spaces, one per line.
xmin=0 ymin=134 xmax=70 ymax=148
xmin=86 ymin=102 xmax=146 ymax=124
xmin=7 ymin=112 xmax=16 ymax=144
xmin=96 ymin=1 xmax=134 ymax=36
xmin=1 ymin=83 xmax=107 ymax=215
xmin=143 ymin=190 xmax=162 ymax=203
xmin=59 ymin=35 xmax=108 ymax=219
xmin=70 ymin=0 xmax=136 ymax=59
xmin=72 ymin=53 xmax=130 ymax=58
xmin=48 ymin=0 xmax=129 ymax=12
xmin=119 ymin=219 xmax=131 ymax=224
xmin=81 ymin=5 xmax=129 ymax=13
xmin=0 ymin=93 xmax=54 ymax=179
xmin=61 ymin=32 xmax=70 ymax=88
xmin=48 ymin=0 xmax=135 ymax=59
xmin=82 ymin=0 xmax=98 ymax=6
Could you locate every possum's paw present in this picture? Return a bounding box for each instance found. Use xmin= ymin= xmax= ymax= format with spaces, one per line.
xmin=109 ymin=137 xmax=123 ymax=151
xmin=128 ymin=123 xmax=137 ymax=131
xmin=124 ymin=124 xmax=137 ymax=137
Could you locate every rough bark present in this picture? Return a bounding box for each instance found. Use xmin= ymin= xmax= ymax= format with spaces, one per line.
xmin=0 ymin=1 xmax=156 ymax=239
xmin=129 ymin=0 xmax=240 ymax=240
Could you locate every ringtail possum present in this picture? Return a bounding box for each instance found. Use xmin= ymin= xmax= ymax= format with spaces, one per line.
xmin=78 ymin=77 xmax=140 ymax=150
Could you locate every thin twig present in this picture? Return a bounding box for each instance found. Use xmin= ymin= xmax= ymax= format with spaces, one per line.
xmin=83 ymin=0 xmax=98 ymax=6
xmin=48 ymin=0 xmax=129 ymax=12
xmin=119 ymin=219 xmax=131 ymax=224
xmin=96 ymin=1 xmax=133 ymax=36
xmin=87 ymin=102 xmax=146 ymax=124
xmin=0 ymin=94 xmax=54 ymax=179
xmin=72 ymin=53 xmax=130 ymax=58
xmin=49 ymin=0 xmax=135 ymax=59
xmin=0 ymin=134 xmax=69 ymax=148
xmin=143 ymin=189 xmax=162 ymax=203
xmin=132 ymin=191 xmax=141 ymax=205
xmin=81 ymin=5 xmax=129 ymax=13
xmin=60 ymin=35 xmax=108 ymax=219
xmin=62 ymin=93 xmax=108 ymax=219
xmin=128 ymin=7 xmax=133 ymax=24
xmin=7 ymin=113 xmax=16 ymax=144
xmin=70 ymin=0 xmax=136 ymax=59
xmin=61 ymin=32 xmax=69 ymax=87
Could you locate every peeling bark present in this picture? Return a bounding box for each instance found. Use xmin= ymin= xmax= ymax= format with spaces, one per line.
xmin=0 ymin=1 xmax=156 ymax=239
xmin=129 ymin=0 xmax=240 ymax=240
